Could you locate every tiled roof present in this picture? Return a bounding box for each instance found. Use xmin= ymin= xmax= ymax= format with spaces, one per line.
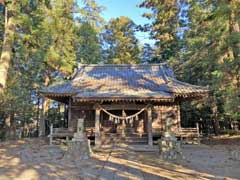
xmin=41 ymin=64 xmax=208 ymax=102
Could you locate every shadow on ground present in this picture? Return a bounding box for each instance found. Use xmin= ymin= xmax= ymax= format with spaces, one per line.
xmin=0 ymin=138 xmax=239 ymax=180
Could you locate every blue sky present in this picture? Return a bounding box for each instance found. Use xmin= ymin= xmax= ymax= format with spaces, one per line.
xmin=95 ymin=0 xmax=154 ymax=45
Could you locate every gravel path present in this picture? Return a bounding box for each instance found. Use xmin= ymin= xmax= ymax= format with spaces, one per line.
xmin=0 ymin=139 xmax=239 ymax=180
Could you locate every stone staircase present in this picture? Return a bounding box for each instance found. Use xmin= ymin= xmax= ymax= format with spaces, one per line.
xmin=124 ymin=135 xmax=148 ymax=145
xmin=101 ymin=133 xmax=148 ymax=145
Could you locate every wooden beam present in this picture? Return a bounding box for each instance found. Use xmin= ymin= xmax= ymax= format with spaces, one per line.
xmin=72 ymin=103 xmax=149 ymax=110
xmin=147 ymin=107 xmax=153 ymax=146
xmin=71 ymin=105 xmax=93 ymax=110
xmin=73 ymin=98 xmax=174 ymax=103
xmin=99 ymin=104 xmax=147 ymax=110
xmin=177 ymin=104 xmax=181 ymax=130
xmin=68 ymin=97 xmax=72 ymax=129
xmin=95 ymin=107 xmax=101 ymax=147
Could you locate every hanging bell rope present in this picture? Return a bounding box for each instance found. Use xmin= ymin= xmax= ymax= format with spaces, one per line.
xmin=99 ymin=105 xmax=149 ymax=120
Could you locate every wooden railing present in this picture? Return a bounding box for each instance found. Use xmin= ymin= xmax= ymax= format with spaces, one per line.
xmin=49 ymin=125 xmax=97 ymax=145
xmin=48 ymin=123 xmax=201 ymax=145
xmin=176 ymin=123 xmax=200 ymax=144
xmin=49 ymin=124 xmax=74 ymax=145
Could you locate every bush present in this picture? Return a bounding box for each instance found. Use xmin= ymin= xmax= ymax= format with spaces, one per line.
xmin=0 ymin=129 xmax=5 ymax=141
xmin=219 ymin=129 xmax=240 ymax=136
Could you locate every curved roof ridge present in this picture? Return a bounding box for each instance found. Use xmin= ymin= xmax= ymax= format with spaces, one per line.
xmin=77 ymin=63 xmax=169 ymax=68
xmin=41 ymin=63 xmax=209 ymax=102
xmin=71 ymin=65 xmax=88 ymax=81
xmin=169 ymin=77 xmax=208 ymax=89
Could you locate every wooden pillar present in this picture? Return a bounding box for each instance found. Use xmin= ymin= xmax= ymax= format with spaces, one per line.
xmin=121 ymin=109 xmax=126 ymax=137
xmin=95 ymin=107 xmax=101 ymax=147
xmin=196 ymin=122 xmax=200 ymax=144
xmin=50 ymin=123 xmax=53 ymax=145
xmin=68 ymin=98 xmax=72 ymax=129
xmin=176 ymin=104 xmax=181 ymax=132
xmin=147 ymin=107 xmax=153 ymax=146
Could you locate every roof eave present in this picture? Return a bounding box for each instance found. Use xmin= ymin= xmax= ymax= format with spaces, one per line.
xmin=72 ymin=96 xmax=175 ymax=103
xmin=174 ymin=91 xmax=209 ymax=100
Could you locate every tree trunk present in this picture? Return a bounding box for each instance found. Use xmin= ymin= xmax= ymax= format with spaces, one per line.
xmin=0 ymin=7 xmax=15 ymax=92
xmin=39 ymin=97 xmax=50 ymax=136
xmin=4 ymin=113 xmax=10 ymax=139
xmin=229 ymin=5 xmax=240 ymax=88
xmin=39 ymin=75 xmax=50 ymax=136
xmin=229 ymin=3 xmax=240 ymax=59
xmin=9 ymin=112 xmax=16 ymax=139
xmin=209 ymin=95 xmax=220 ymax=135
xmin=36 ymin=95 xmax=40 ymax=135
xmin=4 ymin=111 xmax=16 ymax=139
xmin=212 ymin=118 xmax=220 ymax=135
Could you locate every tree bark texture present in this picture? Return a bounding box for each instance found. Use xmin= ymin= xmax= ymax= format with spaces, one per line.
xmin=0 ymin=7 xmax=15 ymax=92
xmin=39 ymin=75 xmax=50 ymax=136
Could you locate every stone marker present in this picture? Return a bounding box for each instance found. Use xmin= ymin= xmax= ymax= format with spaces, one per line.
xmin=64 ymin=118 xmax=91 ymax=161
xmin=230 ymin=149 xmax=240 ymax=161
xmin=159 ymin=116 xmax=182 ymax=160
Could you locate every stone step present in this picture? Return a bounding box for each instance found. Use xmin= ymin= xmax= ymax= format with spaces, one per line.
xmin=126 ymin=141 xmax=148 ymax=145
xmin=125 ymin=137 xmax=148 ymax=145
xmin=104 ymin=133 xmax=147 ymax=138
xmin=101 ymin=136 xmax=148 ymax=145
xmin=102 ymin=137 xmax=148 ymax=141
xmin=124 ymin=138 xmax=148 ymax=142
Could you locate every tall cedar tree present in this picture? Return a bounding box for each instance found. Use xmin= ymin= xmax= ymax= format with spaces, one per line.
xmin=39 ymin=0 xmax=78 ymax=136
xmin=139 ymin=0 xmax=181 ymax=63
xmin=76 ymin=0 xmax=105 ymax=64
xmin=76 ymin=22 xmax=102 ymax=64
xmin=79 ymin=0 xmax=105 ymax=32
xmin=0 ymin=0 xmax=47 ymax=139
xmin=0 ymin=0 xmax=18 ymax=92
xmin=184 ymin=0 xmax=240 ymax=122
xmin=0 ymin=0 xmax=105 ymax=139
xmin=103 ymin=16 xmax=140 ymax=64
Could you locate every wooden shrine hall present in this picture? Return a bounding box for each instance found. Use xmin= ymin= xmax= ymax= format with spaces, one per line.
xmin=41 ymin=63 xmax=208 ymax=146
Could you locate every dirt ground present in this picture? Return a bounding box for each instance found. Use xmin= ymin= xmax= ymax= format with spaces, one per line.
xmin=0 ymin=138 xmax=239 ymax=180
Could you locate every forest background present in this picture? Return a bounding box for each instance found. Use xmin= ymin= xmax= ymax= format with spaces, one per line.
xmin=0 ymin=0 xmax=239 ymax=139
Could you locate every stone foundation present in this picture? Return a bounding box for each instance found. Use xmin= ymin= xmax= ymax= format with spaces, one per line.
xmin=64 ymin=119 xmax=91 ymax=161
xmin=64 ymin=138 xmax=91 ymax=161
xmin=159 ymin=137 xmax=182 ymax=160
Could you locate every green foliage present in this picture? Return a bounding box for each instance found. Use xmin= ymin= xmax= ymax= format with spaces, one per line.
xmin=76 ymin=22 xmax=102 ymax=64
xmin=0 ymin=0 xmax=106 ymax=138
xmin=103 ymin=16 xmax=140 ymax=64
xmin=140 ymin=43 xmax=159 ymax=63
xmin=1 ymin=0 xmax=238 ymax=137
xmin=183 ymin=0 xmax=240 ymax=122
xmin=140 ymin=0 xmax=240 ymax=130
xmin=79 ymin=0 xmax=106 ymax=32
xmin=139 ymin=0 xmax=181 ymax=63
xmin=42 ymin=0 xmax=77 ymax=76
xmin=219 ymin=129 xmax=240 ymax=136
xmin=0 ymin=0 xmax=45 ymax=136
xmin=0 ymin=4 xmax=4 ymax=52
